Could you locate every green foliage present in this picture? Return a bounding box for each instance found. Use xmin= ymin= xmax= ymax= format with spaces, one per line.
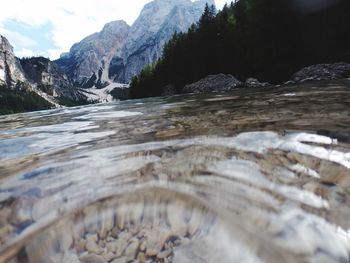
xmin=0 ymin=85 xmax=52 ymax=115
xmin=342 ymin=69 xmax=350 ymax=78
xmin=227 ymin=14 xmax=236 ymax=27
xmin=110 ymin=88 xmax=130 ymax=101
xmin=130 ymin=63 xmax=162 ymax=98
xmin=198 ymin=3 xmax=216 ymax=28
xmin=57 ymin=96 xmax=90 ymax=107
xmin=130 ymin=0 xmax=350 ymax=98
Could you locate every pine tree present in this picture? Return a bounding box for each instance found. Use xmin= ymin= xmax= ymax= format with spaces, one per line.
xmin=130 ymin=0 xmax=350 ymax=98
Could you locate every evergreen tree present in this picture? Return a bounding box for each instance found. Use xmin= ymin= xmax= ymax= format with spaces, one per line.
xmin=130 ymin=0 xmax=350 ymax=98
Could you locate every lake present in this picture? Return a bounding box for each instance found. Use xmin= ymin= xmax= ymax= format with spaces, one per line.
xmin=1 ymin=80 xmax=350 ymax=263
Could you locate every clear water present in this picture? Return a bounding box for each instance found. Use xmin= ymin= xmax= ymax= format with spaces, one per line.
xmin=0 ymin=81 xmax=350 ymax=263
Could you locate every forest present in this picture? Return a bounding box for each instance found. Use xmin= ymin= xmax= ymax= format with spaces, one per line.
xmin=130 ymin=0 xmax=350 ymax=98
xmin=0 ymin=84 xmax=52 ymax=115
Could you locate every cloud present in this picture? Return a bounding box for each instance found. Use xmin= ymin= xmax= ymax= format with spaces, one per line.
xmin=215 ymin=0 xmax=232 ymax=8
xmin=0 ymin=0 xmax=231 ymax=59
xmin=48 ymin=49 xmax=63 ymax=60
xmin=0 ymin=28 xmax=37 ymax=48
xmin=0 ymin=0 xmax=154 ymax=58
xmin=15 ymin=48 xmax=36 ymax=58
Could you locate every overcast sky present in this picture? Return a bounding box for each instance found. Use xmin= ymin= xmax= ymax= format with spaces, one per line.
xmin=0 ymin=0 xmax=231 ymax=60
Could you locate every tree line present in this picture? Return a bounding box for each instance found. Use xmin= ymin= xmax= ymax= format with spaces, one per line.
xmin=130 ymin=0 xmax=350 ymax=98
xmin=0 ymin=84 xmax=52 ymax=115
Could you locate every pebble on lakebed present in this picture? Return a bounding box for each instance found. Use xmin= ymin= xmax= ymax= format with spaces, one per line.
xmin=74 ymin=224 xmax=191 ymax=263
xmin=8 ymin=190 xmax=216 ymax=263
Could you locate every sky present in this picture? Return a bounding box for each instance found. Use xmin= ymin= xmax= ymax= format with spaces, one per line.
xmin=0 ymin=0 xmax=231 ymax=60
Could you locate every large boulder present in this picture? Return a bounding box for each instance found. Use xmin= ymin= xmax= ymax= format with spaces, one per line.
xmin=161 ymin=84 xmax=177 ymax=97
xmin=182 ymin=74 xmax=242 ymax=94
xmin=292 ymin=62 xmax=350 ymax=82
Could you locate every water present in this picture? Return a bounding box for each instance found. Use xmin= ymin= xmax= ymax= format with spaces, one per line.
xmin=0 ymin=80 xmax=350 ymax=263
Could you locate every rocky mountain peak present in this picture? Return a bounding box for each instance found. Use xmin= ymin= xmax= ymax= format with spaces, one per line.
xmin=0 ymin=34 xmax=26 ymax=87
xmin=98 ymin=20 xmax=130 ymax=42
xmin=0 ymin=35 xmax=13 ymax=53
xmin=118 ymin=0 xmax=215 ymax=82
xmin=55 ymin=0 xmax=214 ymax=86
xmin=102 ymin=20 xmax=129 ymax=32
xmin=128 ymin=0 xmax=195 ymax=36
xmin=0 ymin=34 xmax=89 ymax=107
xmin=55 ymin=20 xmax=130 ymax=88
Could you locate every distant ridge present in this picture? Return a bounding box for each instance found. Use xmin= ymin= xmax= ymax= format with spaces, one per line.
xmin=54 ymin=0 xmax=215 ymax=88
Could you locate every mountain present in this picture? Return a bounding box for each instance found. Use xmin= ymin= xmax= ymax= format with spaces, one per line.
xmin=0 ymin=35 xmax=27 ymax=87
xmin=55 ymin=20 xmax=130 ymax=88
xmin=1 ymin=0 xmax=214 ymax=114
xmin=55 ymin=0 xmax=214 ymax=87
xmin=118 ymin=0 xmax=215 ymax=82
xmin=130 ymin=0 xmax=350 ymax=98
xmin=20 ymin=57 xmax=86 ymax=104
xmin=0 ymin=34 xmax=88 ymax=114
xmin=0 ymin=35 xmax=55 ymax=113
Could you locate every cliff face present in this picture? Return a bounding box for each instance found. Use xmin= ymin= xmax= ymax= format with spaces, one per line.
xmin=118 ymin=0 xmax=215 ymax=83
xmin=55 ymin=20 xmax=130 ymax=88
xmin=20 ymin=57 xmax=86 ymax=103
xmin=0 ymin=34 xmax=88 ymax=108
xmin=0 ymin=0 xmax=215 ymax=111
xmin=0 ymin=35 xmax=58 ymax=111
xmin=0 ymin=35 xmax=27 ymax=88
xmin=55 ymin=0 xmax=214 ymax=85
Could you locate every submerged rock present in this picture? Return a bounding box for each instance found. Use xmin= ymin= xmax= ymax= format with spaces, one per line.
xmin=182 ymin=74 xmax=242 ymax=94
xmin=2 ymin=82 xmax=350 ymax=263
xmin=79 ymin=254 xmax=106 ymax=263
xmin=62 ymin=253 xmax=81 ymax=263
xmin=244 ymin=77 xmax=269 ymax=88
xmin=292 ymin=62 xmax=350 ymax=82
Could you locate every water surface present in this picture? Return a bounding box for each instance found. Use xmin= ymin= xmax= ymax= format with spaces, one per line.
xmin=0 ymin=80 xmax=350 ymax=263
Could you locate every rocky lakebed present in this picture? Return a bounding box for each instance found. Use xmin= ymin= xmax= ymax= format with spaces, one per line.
xmin=0 ymin=79 xmax=350 ymax=263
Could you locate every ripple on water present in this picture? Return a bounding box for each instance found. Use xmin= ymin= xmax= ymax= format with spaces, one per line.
xmin=0 ymin=187 xmax=283 ymax=263
xmin=1 ymin=84 xmax=350 ymax=263
xmin=73 ymin=111 xmax=143 ymax=120
xmin=0 ymin=129 xmax=350 ymax=262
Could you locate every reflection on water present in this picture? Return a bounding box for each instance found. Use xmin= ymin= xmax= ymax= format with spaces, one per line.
xmin=0 ymin=80 xmax=350 ymax=263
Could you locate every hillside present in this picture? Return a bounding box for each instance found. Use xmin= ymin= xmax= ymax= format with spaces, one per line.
xmin=130 ymin=0 xmax=350 ymax=98
xmin=55 ymin=0 xmax=214 ymax=87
